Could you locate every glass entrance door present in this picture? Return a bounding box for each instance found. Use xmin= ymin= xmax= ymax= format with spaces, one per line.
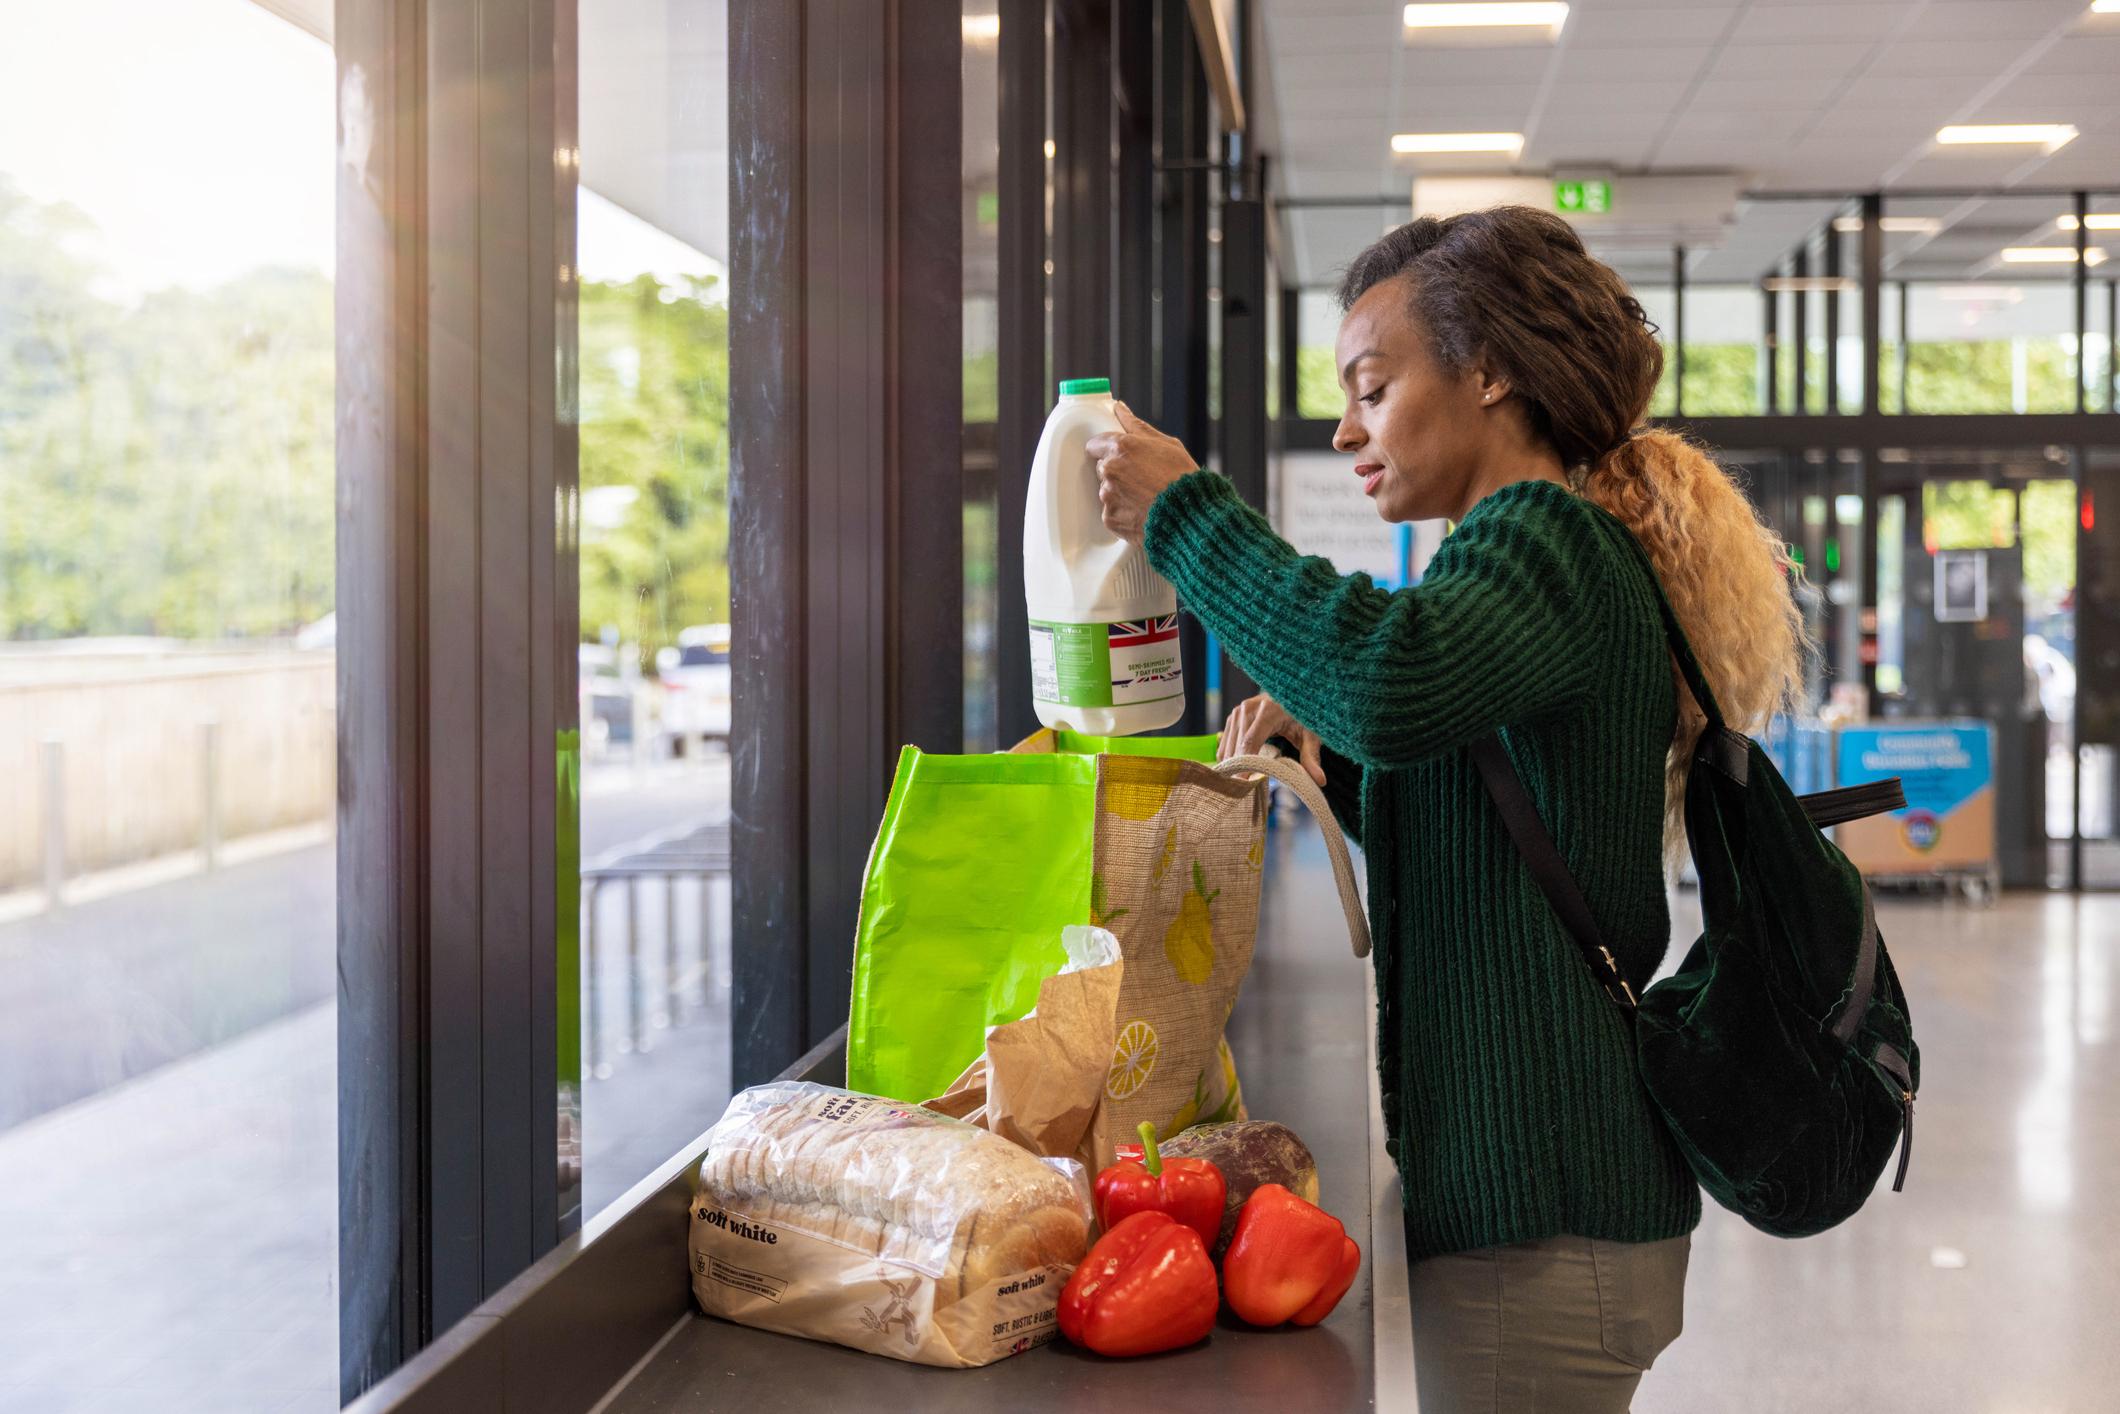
xmin=1874 ymin=452 xmax=2078 ymax=889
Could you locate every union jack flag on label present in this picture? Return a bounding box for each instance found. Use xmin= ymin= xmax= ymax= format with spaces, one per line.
xmin=1108 ymin=615 xmax=1184 ymax=703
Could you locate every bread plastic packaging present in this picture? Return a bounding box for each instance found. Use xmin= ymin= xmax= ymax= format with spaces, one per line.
xmin=688 ymin=1082 xmax=1093 ymax=1368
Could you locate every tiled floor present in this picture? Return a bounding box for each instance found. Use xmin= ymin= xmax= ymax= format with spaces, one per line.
xmin=1637 ymin=889 xmax=2120 ymax=1412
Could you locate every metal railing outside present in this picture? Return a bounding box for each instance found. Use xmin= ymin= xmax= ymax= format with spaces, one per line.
xmin=582 ymin=820 xmax=732 ymax=1079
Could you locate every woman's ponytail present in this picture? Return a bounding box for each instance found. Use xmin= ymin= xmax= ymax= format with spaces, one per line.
xmin=1574 ymin=429 xmax=1810 ymax=859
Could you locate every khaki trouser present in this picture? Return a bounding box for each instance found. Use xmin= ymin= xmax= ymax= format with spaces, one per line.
xmin=1408 ymin=1233 xmax=1690 ymax=1413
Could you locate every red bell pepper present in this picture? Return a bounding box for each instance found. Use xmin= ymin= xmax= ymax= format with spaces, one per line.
xmin=1057 ymin=1210 xmax=1220 ymax=1357
xmin=1093 ymin=1120 xmax=1228 ymax=1252
xmin=1221 ymin=1182 xmax=1362 ymax=1328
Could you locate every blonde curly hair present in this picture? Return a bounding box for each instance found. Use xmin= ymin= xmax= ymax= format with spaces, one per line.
xmin=1339 ymin=206 xmax=1811 ymax=859
xmin=1574 ymin=431 xmax=1808 ymax=860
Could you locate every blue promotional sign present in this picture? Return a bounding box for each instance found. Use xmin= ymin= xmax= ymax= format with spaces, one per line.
xmin=1834 ymin=721 xmax=1995 ymax=872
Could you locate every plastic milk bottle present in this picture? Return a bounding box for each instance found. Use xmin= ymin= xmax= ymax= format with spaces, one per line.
xmin=1023 ymin=377 xmax=1185 ymax=735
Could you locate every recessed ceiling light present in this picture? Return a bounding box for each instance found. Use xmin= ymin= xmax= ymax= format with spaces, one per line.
xmin=2057 ymin=214 xmax=2120 ymax=231
xmin=1391 ymin=131 xmax=1525 ymax=155
xmin=1403 ymin=3 xmax=1569 ymax=33
xmin=1831 ymin=216 xmax=1942 ymax=234
xmin=1936 ymin=124 xmax=2078 ymax=151
xmin=1999 ymin=245 xmax=2106 ymax=264
xmin=961 ymin=14 xmax=1000 ymax=42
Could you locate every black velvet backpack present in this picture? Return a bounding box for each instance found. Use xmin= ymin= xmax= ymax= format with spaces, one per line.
xmin=1472 ymin=551 xmax=1920 ymax=1239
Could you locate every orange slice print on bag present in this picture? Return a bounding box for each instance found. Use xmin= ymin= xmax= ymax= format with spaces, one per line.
xmin=1107 ymin=1020 xmax=1159 ymax=1100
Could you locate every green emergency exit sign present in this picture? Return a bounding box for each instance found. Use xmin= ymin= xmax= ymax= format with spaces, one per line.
xmin=1554 ymin=180 xmax=1613 ymax=215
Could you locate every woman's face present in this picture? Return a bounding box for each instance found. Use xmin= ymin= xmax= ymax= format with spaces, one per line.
xmin=1330 ymin=277 xmax=1497 ymax=523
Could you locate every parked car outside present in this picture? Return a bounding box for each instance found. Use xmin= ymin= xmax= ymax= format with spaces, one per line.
xmin=657 ymin=624 xmax=731 ymax=755
xmin=579 ymin=642 xmax=637 ymax=757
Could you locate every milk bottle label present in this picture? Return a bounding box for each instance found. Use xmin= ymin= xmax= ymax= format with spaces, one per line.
xmin=1029 ymin=616 xmax=1183 ymax=709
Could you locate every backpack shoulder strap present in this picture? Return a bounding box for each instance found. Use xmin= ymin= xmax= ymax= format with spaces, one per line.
xmin=1467 ymin=734 xmax=1640 ymax=1011
xmin=1606 ymin=523 xmax=1730 ymax=735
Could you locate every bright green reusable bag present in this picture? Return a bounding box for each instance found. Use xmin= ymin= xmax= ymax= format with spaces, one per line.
xmin=845 ymin=747 xmax=1100 ymax=1102
xmin=1048 ymin=729 xmax=1220 ymax=763
xmin=844 ymin=733 xmax=1223 ymax=1102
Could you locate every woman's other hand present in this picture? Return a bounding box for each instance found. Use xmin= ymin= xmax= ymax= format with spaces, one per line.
xmin=1086 ymin=402 xmax=1198 ymax=543
xmin=1219 ymin=693 xmax=1329 ymax=789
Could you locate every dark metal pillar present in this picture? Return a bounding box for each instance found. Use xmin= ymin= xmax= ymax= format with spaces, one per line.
xmin=1218 ymin=189 xmax=1268 ymax=710
xmin=994 ymin=0 xmax=1049 ymax=745
xmin=2110 ymin=279 xmax=2119 ymax=413
xmin=1859 ymin=194 xmax=1883 ymax=417
xmin=1858 ymin=194 xmax=1884 ymax=712
xmin=336 ymin=0 xmax=578 ymax=1393
xmin=1671 ymin=244 xmax=1686 ymax=416
xmin=1792 ymin=244 xmax=1810 ymax=415
xmin=1762 ymin=277 xmax=1779 ymax=414
xmin=1899 ymin=280 xmax=1912 ymax=413
xmin=1115 ymin=0 xmax=1155 ymax=404
xmin=1155 ymin=0 xmax=1212 ymax=733
xmin=1823 ymin=220 xmax=1842 ymax=414
xmin=731 ymin=0 xmax=965 ymax=1085
xmin=2076 ymin=192 xmax=2091 ymax=415
xmin=1281 ymin=285 xmax=1301 ymax=418
xmin=1053 ymin=0 xmax=1114 ymax=383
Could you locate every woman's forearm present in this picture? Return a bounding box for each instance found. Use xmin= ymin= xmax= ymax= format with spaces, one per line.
xmin=1145 ymin=471 xmax=1604 ymax=770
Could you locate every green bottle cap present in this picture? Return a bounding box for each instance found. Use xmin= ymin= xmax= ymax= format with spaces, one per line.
xmin=1058 ymin=377 xmax=1111 ymax=396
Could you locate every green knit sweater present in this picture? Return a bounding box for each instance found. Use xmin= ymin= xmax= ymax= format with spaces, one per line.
xmin=1144 ymin=471 xmax=1701 ymax=1260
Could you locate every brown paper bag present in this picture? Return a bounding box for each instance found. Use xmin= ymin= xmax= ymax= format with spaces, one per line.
xmin=925 ymin=926 xmax=1125 ymax=1165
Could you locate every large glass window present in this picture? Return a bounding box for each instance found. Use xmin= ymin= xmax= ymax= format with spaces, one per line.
xmin=0 ymin=1 xmax=338 ymax=1407
xmin=1635 ymin=281 xmax=1677 ymax=416
xmin=575 ymin=0 xmax=735 ymax=1219
xmin=1681 ymin=284 xmax=1768 ymax=416
xmin=1900 ymin=282 xmax=2079 ymax=414
xmin=1295 ymin=289 xmax=1343 ymax=420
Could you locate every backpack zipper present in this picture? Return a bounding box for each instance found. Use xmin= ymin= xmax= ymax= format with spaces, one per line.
xmin=1874 ymin=1040 xmax=1916 ymax=1194
xmin=1893 ymin=1089 xmax=1914 ymax=1193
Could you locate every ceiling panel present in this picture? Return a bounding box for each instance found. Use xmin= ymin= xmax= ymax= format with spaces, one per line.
xmin=1727 ymin=4 xmax=1907 ymax=43
xmin=2018 ymin=30 xmax=2120 ymax=74
xmin=1261 ymin=0 xmax=2120 ymax=288
xmin=1861 ymin=38 xmax=2032 ymax=77
xmin=1687 ymin=75 xmax=1852 ymax=110
xmin=1915 ymin=0 xmax=2088 ymax=40
xmin=1287 ymin=207 xmax=1409 ymax=290
xmin=1708 ymin=41 xmax=1873 ymax=80
xmin=1980 ymin=71 xmax=2120 ymax=114
xmin=1399 ymin=46 xmax=1555 ymax=83
xmin=1562 ymin=8 xmax=1734 ymax=46
xmin=1539 ymin=76 xmax=1699 ymax=114
xmin=1264 ymin=13 xmax=1403 ymax=55
xmin=1819 ymin=73 xmax=1994 ymax=109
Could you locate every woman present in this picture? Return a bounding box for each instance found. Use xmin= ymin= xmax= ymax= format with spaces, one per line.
xmin=1088 ymin=205 xmax=1804 ymax=1412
